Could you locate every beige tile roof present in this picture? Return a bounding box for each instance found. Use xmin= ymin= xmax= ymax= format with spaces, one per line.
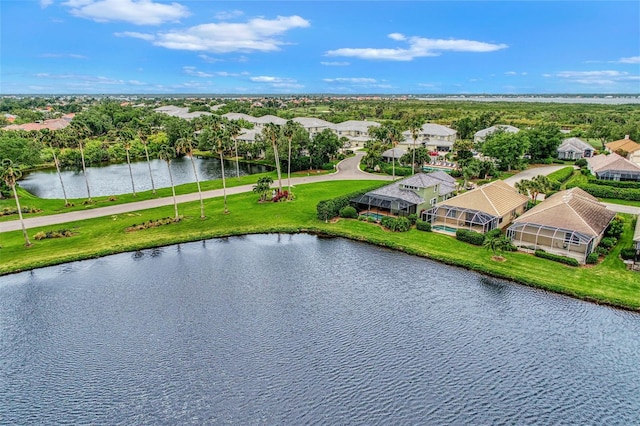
xmin=3 ymin=118 xmax=71 ymax=131
xmin=588 ymin=153 xmax=640 ymax=173
xmin=437 ymin=180 xmax=528 ymax=217
xmin=606 ymin=138 xmax=640 ymax=154
xmin=512 ymin=187 xmax=616 ymax=237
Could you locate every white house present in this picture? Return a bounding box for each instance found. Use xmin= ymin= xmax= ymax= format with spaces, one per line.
xmin=473 ymin=125 xmax=520 ymax=143
xmin=401 ymin=123 xmax=457 ymax=153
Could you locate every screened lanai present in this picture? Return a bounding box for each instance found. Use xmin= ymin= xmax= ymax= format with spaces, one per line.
xmin=507 ymin=223 xmax=595 ymax=263
xmin=351 ymin=192 xmax=419 ymax=217
xmin=422 ymin=205 xmax=499 ymax=233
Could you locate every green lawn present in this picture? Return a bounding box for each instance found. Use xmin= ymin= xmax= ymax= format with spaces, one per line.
xmin=1 ymin=179 xmax=639 ymax=311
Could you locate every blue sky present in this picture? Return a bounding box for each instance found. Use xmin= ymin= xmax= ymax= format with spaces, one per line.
xmin=2 ymin=1 xmax=639 ymax=94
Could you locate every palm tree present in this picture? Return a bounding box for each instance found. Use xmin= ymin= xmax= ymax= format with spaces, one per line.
xmin=40 ymin=129 xmax=71 ymax=207
xmin=384 ymin=124 xmax=402 ymax=180
xmin=252 ymin=176 xmax=274 ymax=202
xmin=216 ymin=126 xmax=230 ymax=214
xmin=68 ymin=123 xmax=93 ymax=202
xmin=158 ymin=145 xmax=180 ymax=222
xmin=405 ymin=116 xmax=423 ymax=175
xmin=1 ymin=159 xmax=31 ymax=246
xmin=176 ymin=133 xmax=205 ymax=219
xmin=118 ymin=128 xmax=137 ymax=197
xmin=483 ymin=234 xmax=513 ymax=259
xmin=263 ymin=123 xmax=283 ymax=192
xmin=226 ymin=120 xmax=242 ymax=179
xmin=136 ymin=122 xmax=156 ymax=195
xmin=283 ymin=120 xmax=301 ymax=196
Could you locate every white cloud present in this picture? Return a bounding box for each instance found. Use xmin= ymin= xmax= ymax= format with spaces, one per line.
xmin=40 ymin=0 xmax=54 ymax=8
xmin=63 ymin=0 xmax=189 ymax=25
xmin=617 ymin=56 xmax=640 ymax=64
xmin=215 ymin=10 xmax=243 ymax=20
xmin=323 ymin=77 xmax=378 ymax=84
xmin=115 ymin=31 xmax=155 ymax=41
xmin=198 ymin=54 xmax=223 ymax=63
xmin=128 ymin=80 xmax=147 ymax=85
xmin=505 ymin=71 xmax=527 ymax=76
xmin=326 ymin=33 xmax=507 ymax=61
xmin=183 ymin=66 xmax=213 ymax=78
xmin=249 ymin=75 xmax=302 ymax=90
xmin=551 ymin=70 xmax=640 ymax=85
xmin=35 ymin=72 xmax=125 ymax=85
xmin=320 ymin=61 xmax=350 ymax=66
xmin=152 ymin=15 xmax=310 ymax=53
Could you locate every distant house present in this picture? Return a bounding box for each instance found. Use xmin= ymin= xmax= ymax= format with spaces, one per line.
xmin=507 ymin=188 xmax=616 ymax=264
xmin=587 ymin=153 xmax=640 ymax=181
xmin=401 ymin=123 xmax=457 ymax=153
xmin=557 ymin=137 xmax=595 ymax=160
xmin=605 ymin=136 xmax=640 ymax=167
xmin=292 ymin=117 xmax=335 ymax=137
xmin=222 ymin=112 xmax=256 ymax=122
xmin=422 ymin=180 xmax=528 ymax=233
xmin=473 ymin=125 xmax=520 ymax=143
xmin=334 ymin=120 xmax=380 ymax=146
xmin=381 ymin=147 xmax=407 ymax=163
xmin=3 ymin=118 xmax=71 ymax=131
xmin=237 ymin=128 xmax=259 ymax=143
xmin=252 ymin=115 xmax=287 ymax=129
xmin=351 ymin=172 xmax=456 ymax=217
xmin=154 ymin=105 xmax=211 ymax=120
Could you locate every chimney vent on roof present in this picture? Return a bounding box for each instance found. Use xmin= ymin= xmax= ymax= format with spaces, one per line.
xmin=625 ymin=135 xmax=630 ymax=139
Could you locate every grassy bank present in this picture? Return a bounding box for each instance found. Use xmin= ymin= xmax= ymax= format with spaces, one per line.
xmin=1 ymin=180 xmax=638 ymax=311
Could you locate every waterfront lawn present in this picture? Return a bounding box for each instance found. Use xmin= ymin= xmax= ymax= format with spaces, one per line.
xmin=1 ymin=180 xmax=639 ymax=310
xmin=0 ymin=171 xmax=279 ymax=222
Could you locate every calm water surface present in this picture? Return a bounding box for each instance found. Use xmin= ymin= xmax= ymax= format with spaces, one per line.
xmin=1 ymin=234 xmax=639 ymax=424
xmin=20 ymin=157 xmax=268 ymax=199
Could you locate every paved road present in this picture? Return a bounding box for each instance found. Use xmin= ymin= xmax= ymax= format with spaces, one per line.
xmin=0 ymin=152 xmax=392 ymax=233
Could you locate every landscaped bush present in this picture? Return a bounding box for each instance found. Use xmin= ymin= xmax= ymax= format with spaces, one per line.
xmin=546 ymin=167 xmax=575 ymax=184
xmin=416 ymin=220 xmax=431 ymax=232
xmin=126 ymin=216 xmax=182 ymax=232
xmin=0 ymin=206 xmax=42 ymax=216
xmin=575 ymin=158 xmax=588 ymax=168
xmin=586 ymin=252 xmax=599 ymax=264
xmin=33 ymin=229 xmax=73 ymax=240
xmin=534 ymin=250 xmax=580 ymax=267
xmin=456 ymin=228 xmax=485 ymax=246
xmin=407 ymin=213 xmax=418 ymax=225
xmin=379 ymin=216 xmax=411 ymax=232
xmin=598 ymin=237 xmax=618 ymax=254
xmin=620 ymin=248 xmax=637 ymax=261
xmin=382 ymin=164 xmax=412 ymax=176
xmin=606 ymin=216 xmax=625 ymax=238
xmin=339 ymin=206 xmax=358 ymax=219
xmin=485 ymin=228 xmax=503 ymax=239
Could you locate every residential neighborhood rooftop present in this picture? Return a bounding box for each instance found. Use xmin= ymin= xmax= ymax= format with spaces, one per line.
xmin=438 ymin=180 xmax=529 ymax=217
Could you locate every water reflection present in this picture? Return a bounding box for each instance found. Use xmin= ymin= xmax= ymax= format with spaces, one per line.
xmin=20 ymin=157 xmax=269 ymax=199
xmin=0 ymin=234 xmax=638 ymax=424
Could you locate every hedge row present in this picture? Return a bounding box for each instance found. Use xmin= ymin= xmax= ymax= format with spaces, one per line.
xmin=546 ymin=167 xmax=575 ymax=185
xmin=455 ymin=229 xmax=485 ymax=246
xmin=534 ymin=250 xmax=580 ymax=267
xmin=586 ymin=177 xmax=640 ymax=189
xmin=570 ymin=184 xmax=640 ymax=201
xmin=380 ymin=216 xmax=412 ymax=232
xmin=415 ymin=220 xmax=432 ymax=232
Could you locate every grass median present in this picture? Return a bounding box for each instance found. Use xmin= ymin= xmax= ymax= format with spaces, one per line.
xmin=1 ymin=179 xmax=638 ymax=311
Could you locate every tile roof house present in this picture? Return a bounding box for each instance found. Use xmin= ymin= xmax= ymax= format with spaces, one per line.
xmin=292 ymin=117 xmax=335 ymax=137
xmin=473 ymin=125 xmax=520 ymax=143
xmin=507 ymin=187 xmax=616 ymax=264
xmin=334 ymin=120 xmax=380 ymax=146
xmin=605 ymin=136 xmax=640 ymax=167
xmin=154 ymin=105 xmax=211 ymax=120
xmin=422 ymin=180 xmax=529 ymax=233
xmin=351 ymin=171 xmax=456 ymax=217
xmin=587 ymin=153 xmax=640 ymax=181
xmin=557 ymin=137 xmax=595 ymax=160
xmin=401 ymin=123 xmax=457 ymax=152
xmin=3 ymin=118 xmax=71 ymax=131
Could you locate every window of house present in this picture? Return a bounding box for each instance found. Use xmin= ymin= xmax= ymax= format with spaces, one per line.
xmin=564 ymin=232 xmax=580 ymax=245
xmin=446 ymin=208 xmax=457 ymax=218
xmin=430 ymin=198 xmax=437 ymax=206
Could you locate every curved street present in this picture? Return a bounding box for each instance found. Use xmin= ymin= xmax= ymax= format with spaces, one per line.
xmin=1 ymin=157 xmax=638 ymax=233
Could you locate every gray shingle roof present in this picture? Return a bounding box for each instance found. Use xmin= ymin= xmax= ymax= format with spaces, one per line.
xmin=474 ymin=125 xmax=519 ymax=139
xmin=558 ymin=137 xmax=593 ymax=153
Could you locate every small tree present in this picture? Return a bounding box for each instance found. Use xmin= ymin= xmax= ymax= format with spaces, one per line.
xmin=158 ymin=145 xmax=180 ymax=222
xmin=483 ymin=235 xmax=514 ymax=259
xmin=253 ymin=176 xmax=274 ymax=202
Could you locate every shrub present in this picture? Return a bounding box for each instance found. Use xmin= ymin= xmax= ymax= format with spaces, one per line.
xmin=321 ymin=162 xmax=335 ymax=170
xmin=339 ymin=206 xmax=358 ymax=219
xmin=534 ymin=250 xmax=580 ymax=266
xmin=586 ymin=177 xmax=640 ymax=189
xmin=407 ymin=213 xmax=418 ymax=225
xmin=574 ymin=184 xmax=640 ymax=201
xmin=416 ymin=220 xmax=432 ymax=232
xmin=485 ymin=228 xmax=503 ymax=239
xmin=575 ymin=158 xmax=588 ymax=168
xmin=586 ymin=252 xmax=599 ymax=264
xmin=546 ymin=167 xmax=574 ymax=184
xmin=33 ymin=229 xmax=74 ymax=240
xmin=316 ymin=184 xmax=386 ymax=221
xmin=380 ymin=216 xmax=411 ymax=232
xmin=605 ymin=216 xmax=625 ymax=238
xmin=598 ymin=237 xmax=617 ymax=253
xmin=620 ymin=248 xmax=637 ymax=261
xmin=456 ymin=229 xmax=485 ymax=246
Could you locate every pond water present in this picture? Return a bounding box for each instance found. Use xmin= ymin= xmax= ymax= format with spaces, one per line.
xmin=1 ymin=234 xmax=638 ymax=424
xmin=19 ymin=157 xmax=269 ymax=199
